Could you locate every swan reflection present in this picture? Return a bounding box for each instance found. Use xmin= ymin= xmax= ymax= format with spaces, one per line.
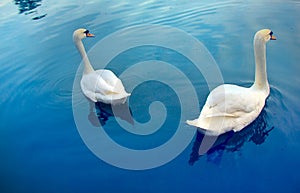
xmin=189 ymin=110 xmax=274 ymax=165
xmin=88 ymin=102 xmax=133 ymax=127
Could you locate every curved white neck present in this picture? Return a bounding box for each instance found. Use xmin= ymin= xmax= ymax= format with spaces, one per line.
xmin=75 ymin=39 xmax=94 ymax=74
xmin=252 ymin=38 xmax=269 ymax=93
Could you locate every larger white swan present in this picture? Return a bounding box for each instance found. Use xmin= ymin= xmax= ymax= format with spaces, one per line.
xmin=187 ymin=29 xmax=276 ymax=136
xmin=73 ymin=28 xmax=130 ymax=105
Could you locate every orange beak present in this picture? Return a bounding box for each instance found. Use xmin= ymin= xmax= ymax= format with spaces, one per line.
xmin=86 ymin=33 xmax=95 ymax=37
xmin=270 ymin=35 xmax=276 ymax=40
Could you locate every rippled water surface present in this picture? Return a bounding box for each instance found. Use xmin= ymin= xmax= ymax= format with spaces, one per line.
xmin=1 ymin=0 xmax=300 ymax=192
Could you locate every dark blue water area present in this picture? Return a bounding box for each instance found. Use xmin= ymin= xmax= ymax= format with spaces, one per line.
xmin=1 ymin=0 xmax=300 ymax=193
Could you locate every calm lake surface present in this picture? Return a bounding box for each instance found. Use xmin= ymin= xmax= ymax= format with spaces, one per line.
xmin=1 ymin=0 xmax=300 ymax=192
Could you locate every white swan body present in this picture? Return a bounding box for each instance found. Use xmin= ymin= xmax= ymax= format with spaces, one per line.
xmin=187 ymin=29 xmax=276 ymax=136
xmin=73 ymin=28 xmax=130 ymax=105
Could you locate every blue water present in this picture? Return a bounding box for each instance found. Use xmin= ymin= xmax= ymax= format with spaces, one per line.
xmin=1 ymin=0 xmax=300 ymax=192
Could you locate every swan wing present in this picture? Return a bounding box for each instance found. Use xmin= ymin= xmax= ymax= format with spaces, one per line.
xmin=94 ymin=70 xmax=127 ymax=95
xmin=80 ymin=80 xmax=97 ymax=102
xmin=202 ymin=84 xmax=260 ymax=118
xmin=81 ymin=70 xmax=128 ymax=95
xmin=81 ymin=73 xmax=111 ymax=95
xmin=187 ymin=84 xmax=264 ymax=135
xmin=80 ymin=70 xmax=130 ymax=104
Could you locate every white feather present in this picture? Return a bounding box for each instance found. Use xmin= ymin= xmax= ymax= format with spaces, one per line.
xmin=187 ymin=29 xmax=276 ymax=136
xmin=73 ymin=28 xmax=130 ymax=105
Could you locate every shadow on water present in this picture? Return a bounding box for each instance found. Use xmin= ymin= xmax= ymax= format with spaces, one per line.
xmin=14 ymin=0 xmax=46 ymax=20
xmin=189 ymin=109 xmax=274 ymax=165
xmin=87 ymin=102 xmax=134 ymax=127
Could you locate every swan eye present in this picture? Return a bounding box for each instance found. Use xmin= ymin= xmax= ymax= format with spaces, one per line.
xmin=84 ymin=30 xmax=90 ymax=35
xmin=269 ymin=31 xmax=273 ymax=37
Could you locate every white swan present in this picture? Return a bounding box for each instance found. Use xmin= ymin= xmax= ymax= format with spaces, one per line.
xmin=73 ymin=28 xmax=130 ymax=105
xmin=187 ymin=29 xmax=276 ymax=136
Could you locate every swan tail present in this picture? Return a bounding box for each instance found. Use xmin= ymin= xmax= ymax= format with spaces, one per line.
xmin=186 ymin=119 xmax=222 ymax=136
xmin=186 ymin=119 xmax=199 ymax=127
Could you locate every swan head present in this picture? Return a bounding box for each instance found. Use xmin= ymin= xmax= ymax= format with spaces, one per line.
xmin=254 ymin=29 xmax=276 ymax=43
xmin=73 ymin=28 xmax=95 ymax=42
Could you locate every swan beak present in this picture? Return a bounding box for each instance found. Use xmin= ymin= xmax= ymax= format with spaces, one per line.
xmin=86 ymin=33 xmax=95 ymax=37
xmin=270 ymin=35 xmax=276 ymax=40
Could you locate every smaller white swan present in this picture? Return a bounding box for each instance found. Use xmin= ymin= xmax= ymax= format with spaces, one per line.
xmin=73 ymin=28 xmax=130 ymax=105
xmin=186 ymin=29 xmax=276 ymax=136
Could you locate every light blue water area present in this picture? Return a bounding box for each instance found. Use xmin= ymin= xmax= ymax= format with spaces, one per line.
xmin=1 ymin=0 xmax=300 ymax=192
